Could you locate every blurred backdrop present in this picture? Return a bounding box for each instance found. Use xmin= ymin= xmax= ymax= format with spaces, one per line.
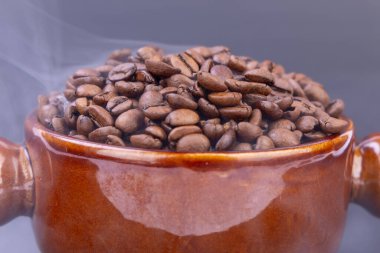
xmin=0 ymin=0 xmax=379 ymax=252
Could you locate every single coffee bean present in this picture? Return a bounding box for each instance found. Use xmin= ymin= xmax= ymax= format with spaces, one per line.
xmin=232 ymin=143 xmax=252 ymax=151
xmin=272 ymin=96 xmax=293 ymax=111
xmin=188 ymin=82 xmax=206 ymax=98
xmin=115 ymin=109 xmax=145 ymax=134
xmin=166 ymin=93 xmax=198 ymax=110
xmin=227 ymin=55 xmax=247 ymax=72
xmin=249 ymin=109 xmax=262 ymax=126
xmin=225 ymin=79 xmax=272 ymax=95
xmin=176 ymin=134 xmax=210 ymax=152
xmin=255 ymin=135 xmax=275 ymax=150
xmin=288 ymin=79 xmax=306 ymax=97
xmin=169 ymin=55 xmax=192 ymax=77
xmin=296 ymin=116 xmax=319 ymax=133
xmin=88 ymin=105 xmax=114 ymax=127
xmin=268 ymin=128 xmax=301 ymax=148
xmin=168 ymin=125 xmax=202 ymax=142
xmin=283 ymin=107 xmax=302 ymax=121
xmin=185 ymin=49 xmax=205 ymax=65
xmin=51 ymin=117 xmax=67 ymax=134
xmin=304 ymin=131 xmax=327 ymax=141
xmin=273 ymin=78 xmax=293 ymax=94
xmin=76 ymin=84 xmax=102 ymax=98
xmin=190 ymin=46 xmax=212 ymax=58
xmin=179 ymin=53 xmax=200 ymax=72
xmin=76 ymin=115 xmax=95 ymax=136
xmin=143 ymin=105 xmax=173 ymax=120
xmin=259 ymin=60 xmax=274 ymax=71
xmin=107 ymin=48 xmax=132 ymax=62
xmin=244 ymin=68 xmax=274 ymax=84
xmin=213 ymin=52 xmax=230 ymax=65
xmin=269 ymin=119 xmax=296 ymax=131
xmin=257 ymin=101 xmax=283 ymax=120
xmin=64 ymin=89 xmax=76 ymax=101
xmin=115 ymin=81 xmax=145 ymax=98
xmin=246 ymin=60 xmax=259 ymax=70
xmin=197 ymin=72 xmax=228 ymax=92
xmin=145 ymin=125 xmax=167 ymax=141
xmin=137 ymin=46 xmax=162 ymax=61
xmin=243 ymin=93 xmax=268 ymax=106
xmin=219 ymin=105 xmax=252 ymax=121
xmin=303 ymin=82 xmax=330 ymax=107
xmin=75 ymin=97 xmax=91 ymax=115
xmin=108 ymin=63 xmax=137 ymax=81
xmin=164 ymin=74 xmax=194 ymax=88
xmin=326 ymin=99 xmax=345 ymax=118
xmin=106 ymin=135 xmax=126 ymax=147
xmin=200 ymin=59 xmax=214 ymax=72
xmin=165 ymin=109 xmax=200 ymax=126
xmin=210 ymin=45 xmax=230 ymax=55
xmin=145 ymin=60 xmax=181 ymax=77
xmin=237 ymin=122 xmax=263 ymax=142
xmin=106 ymin=96 xmax=133 ymax=116
xmin=319 ymin=116 xmax=348 ymax=134
xmin=139 ymin=91 xmax=164 ymax=110
xmin=103 ymin=83 xmax=117 ymax=93
xmin=198 ymin=98 xmax=220 ymax=118
xmin=73 ymin=68 xmax=100 ymax=79
xmin=145 ymin=84 xmax=162 ymax=92
xmin=93 ymin=91 xmax=116 ymax=106
xmin=160 ymin=86 xmax=178 ymax=96
xmin=202 ymin=122 xmax=225 ymax=143
xmin=38 ymin=104 xmax=59 ymax=127
xmin=130 ymin=134 xmax=162 ymax=149
xmin=210 ymin=65 xmax=233 ymax=80
xmin=215 ymin=129 xmax=236 ymax=151
xmin=64 ymin=104 xmax=79 ymax=128
xmin=71 ymin=76 xmax=105 ymax=87
xmin=208 ymin=92 xmax=242 ymax=107
xmin=135 ymin=70 xmax=155 ymax=83
xmin=89 ymin=126 xmax=122 ymax=142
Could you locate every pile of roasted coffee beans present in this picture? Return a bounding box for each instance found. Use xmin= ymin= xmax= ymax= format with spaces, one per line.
xmin=37 ymin=45 xmax=348 ymax=152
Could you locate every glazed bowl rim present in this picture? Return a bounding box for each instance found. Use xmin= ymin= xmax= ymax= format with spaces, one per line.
xmin=26 ymin=112 xmax=354 ymax=165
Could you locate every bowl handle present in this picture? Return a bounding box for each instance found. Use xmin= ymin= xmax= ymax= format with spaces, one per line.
xmin=0 ymin=138 xmax=34 ymax=225
xmin=352 ymin=133 xmax=380 ymax=217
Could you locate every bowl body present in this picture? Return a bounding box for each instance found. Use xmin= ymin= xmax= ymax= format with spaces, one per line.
xmin=25 ymin=115 xmax=355 ymax=253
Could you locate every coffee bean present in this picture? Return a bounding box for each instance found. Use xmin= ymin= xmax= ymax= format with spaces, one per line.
xmin=115 ymin=109 xmax=145 ymax=134
xmin=246 ymin=60 xmax=259 ymax=70
xmin=268 ymin=128 xmax=301 ymax=148
xmin=283 ymin=107 xmax=301 ymax=121
xmin=210 ymin=65 xmax=233 ymax=80
xmin=179 ymin=53 xmax=200 ymax=73
xmin=160 ymin=86 xmax=178 ymax=96
xmin=296 ymin=116 xmax=318 ymax=133
xmin=165 ymin=109 xmax=200 ymax=126
xmin=273 ymin=78 xmax=293 ymax=94
xmin=105 ymin=59 xmax=123 ymax=66
xmin=249 ymin=109 xmax=262 ymax=126
xmin=244 ymin=68 xmax=274 ymax=84
xmin=73 ymin=68 xmax=100 ymax=79
xmin=223 ymin=120 xmax=238 ymax=131
xmin=190 ymin=46 xmax=212 ymax=58
xmin=103 ymin=83 xmax=117 ymax=93
xmin=64 ymin=104 xmax=79 ymax=128
xmin=176 ymin=134 xmax=210 ymax=152
xmin=106 ymin=135 xmax=126 ymax=147
xmin=108 ymin=48 xmax=132 ymax=62
xmin=135 ymin=70 xmax=155 ymax=83
xmin=106 ymin=96 xmax=133 ymax=116
xmin=145 ymin=126 xmax=167 ymax=141
xmin=168 ymin=55 xmax=192 ymax=77
xmin=144 ymin=84 xmax=162 ymax=92
xmin=225 ymin=79 xmax=272 ymax=95
xmin=213 ymin=52 xmax=230 ymax=65
xmin=257 ymin=101 xmax=283 ymax=119
xmin=198 ymin=98 xmax=220 ymax=118
xmin=319 ymin=116 xmax=348 ymax=134
xmin=168 ymin=125 xmax=202 ymax=142
xmin=38 ymin=104 xmax=59 ymax=127
xmin=139 ymin=91 xmax=164 ymax=110
xmin=200 ymin=59 xmax=214 ymax=72
xmin=88 ymin=105 xmax=114 ymax=127
xmin=164 ymin=74 xmax=194 ymax=88
xmin=185 ymin=49 xmax=205 ymax=65
xmin=51 ymin=117 xmax=67 ymax=134
xmin=76 ymin=115 xmax=95 ymax=136
xmin=89 ymin=126 xmax=122 ymax=142
xmin=108 ymin=63 xmax=137 ymax=82
xmin=143 ymin=105 xmax=173 ymax=120
xmin=115 ymin=81 xmax=145 ymax=98
xmin=93 ymin=91 xmax=116 ymax=106
xmin=202 ymin=122 xmax=225 ymax=143
xmin=326 ymin=99 xmax=345 ymax=118
xmin=188 ymin=82 xmax=206 ymax=98
xmin=130 ymin=134 xmax=162 ymax=149
xmin=243 ymin=93 xmax=267 ymax=106
xmin=137 ymin=46 xmax=162 ymax=61
xmin=237 ymin=122 xmax=263 ymax=142
xmin=76 ymin=84 xmax=102 ymax=98
xmin=255 ymin=135 xmax=275 ymax=150
xmin=210 ymin=45 xmax=230 ymax=55
xmin=288 ymin=79 xmax=306 ymax=97
xmin=215 ymin=129 xmax=236 ymax=151
xmin=75 ymin=97 xmax=91 ymax=115
xmin=232 ymin=143 xmax=252 ymax=151
xmin=145 ymin=60 xmax=181 ymax=77
xmin=304 ymin=131 xmax=327 ymax=141
xmin=272 ymin=96 xmax=293 ymax=111
xmin=167 ymin=93 xmax=198 ymax=110
xmin=228 ymin=55 xmax=247 ymax=72
xmin=208 ymin=92 xmax=242 ymax=107
xmin=71 ymin=76 xmax=105 ymax=88
xmin=303 ymin=82 xmax=330 ymax=107
xmin=269 ymin=119 xmax=296 ymax=131
xmin=259 ymin=60 xmax=274 ymax=71
xmin=219 ymin=105 xmax=252 ymax=121
xmin=197 ymin=72 xmax=228 ymax=92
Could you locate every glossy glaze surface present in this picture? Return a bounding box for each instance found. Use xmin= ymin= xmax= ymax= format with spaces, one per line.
xmin=24 ymin=114 xmax=355 ymax=253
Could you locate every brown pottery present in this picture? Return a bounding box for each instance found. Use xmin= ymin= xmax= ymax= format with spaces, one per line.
xmin=0 ymin=113 xmax=380 ymax=253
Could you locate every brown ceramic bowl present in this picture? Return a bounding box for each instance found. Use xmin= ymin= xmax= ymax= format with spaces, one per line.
xmin=0 ymin=113 xmax=380 ymax=253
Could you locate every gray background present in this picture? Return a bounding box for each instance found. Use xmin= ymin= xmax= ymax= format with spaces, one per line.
xmin=0 ymin=0 xmax=380 ymax=252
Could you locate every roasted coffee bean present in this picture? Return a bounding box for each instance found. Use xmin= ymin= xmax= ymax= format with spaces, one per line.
xmin=64 ymin=89 xmax=76 ymax=101
xmin=88 ymin=105 xmax=114 ymax=127
xmin=115 ymin=109 xmax=145 ymax=134
xmin=176 ymin=134 xmax=210 ymax=152
xmin=257 ymin=101 xmax=283 ymax=120
xmin=51 ymin=117 xmax=67 ymax=134
xmin=273 ymin=78 xmax=293 ymax=93
xmin=210 ymin=65 xmax=233 ymax=80
xmin=144 ymin=84 xmax=162 ymax=92
xmin=145 ymin=60 xmax=181 ymax=77
xmin=269 ymin=119 xmax=296 ymax=131
xmin=76 ymin=115 xmax=95 ymax=136
xmin=73 ymin=68 xmax=100 ymax=79
xmin=237 ymin=122 xmax=263 ymax=142
xmin=106 ymin=135 xmax=126 ymax=147
xmin=201 ymin=118 xmax=221 ymax=126
xmin=190 ymin=46 xmax=212 ymax=58
xmin=246 ymin=60 xmax=259 ymax=70
xmin=215 ymin=129 xmax=236 ymax=151
xmin=160 ymin=86 xmax=178 ymax=96
xmin=197 ymin=72 xmax=227 ymax=92
xmin=38 ymin=104 xmax=59 ymax=126
xmin=188 ymin=82 xmax=206 ymax=98
xmin=165 ymin=109 xmax=200 ymax=126
xmin=130 ymin=134 xmax=162 ymax=149
xmin=268 ymin=128 xmax=301 ymax=148
xmin=202 ymin=122 xmax=225 ymax=143
xmin=304 ymin=131 xmax=327 ymax=141
xmin=115 ymin=81 xmax=145 ymax=98
xmin=93 ymin=91 xmax=116 ymax=106
xmin=71 ymin=76 xmax=105 ymax=87
xmin=208 ymin=92 xmax=242 ymax=107
xmin=303 ymin=82 xmax=330 ymax=107
xmin=75 ymin=97 xmax=91 ymax=115
xmin=145 ymin=126 xmax=167 ymax=141
xmin=106 ymin=96 xmax=133 ymax=116
xmin=272 ymin=96 xmax=293 ymax=111
xmin=233 ymin=143 xmax=252 ymax=151
xmin=169 ymin=55 xmax=192 ymax=77
xmin=103 ymin=83 xmax=116 ymax=93
xmin=139 ymin=91 xmax=164 ymax=110
xmin=319 ymin=115 xmax=348 ymax=134
xmin=108 ymin=48 xmax=132 ymax=62
xmin=243 ymin=93 xmax=268 ymax=106
xmin=167 ymin=93 xmax=198 ymax=110
xmin=89 ymin=126 xmax=122 ymax=142
xmin=326 ymin=99 xmax=345 ymax=118
xmin=76 ymin=84 xmax=102 ymax=98
xmin=296 ymin=116 xmax=319 ymax=133
xmin=143 ymin=105 xmax=173 ymax=120
xmin=219 ymin=105 xmax=252 ymax=121
xmin=168 ymin=125 xmax=202 ymax=142
xmin=164 ymin=74 xmax=194 ymax=88
xmin=179 ymin=53 xmax=199 ymax=72
xmin=185 ymin=49 xmax=205 ymax=65
xmin=200 ymin=59 xmax=214 ymax=72
xmin=108 ymin=63 xmax=137 ymax=81
xmin=213 ymin=52 xmax=230 ymax=65
xmin=249 ymin=109 xmax=262 ymax=126
xmin=225 ymin=79 xmax=272 ymax=95
xmin=283 ymin=107 xmax=302 ymax=121
xmin=288 ymin=79 xmax=306 ymax=97
xmin=259 ymin=60 xmax=274 ymax=71
xmin=223 ymin=120 xmax=238 ymax=131
xmin=198 ymin=98 xmax=220 ymax=118
xmin=255 ymin=135 xmax=275 ymax=150
xmin=135 ymin=70 xmax=155 ymax=83
xmin=244 ymin=68 xmax=274 ymax=84
xmin=137 ymin=46 xmax=162 ymax=61
xmin=228 ymin=55 xmax=247 ymax=72
xmin=64 ymin=104 xmax=79 ymax=128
